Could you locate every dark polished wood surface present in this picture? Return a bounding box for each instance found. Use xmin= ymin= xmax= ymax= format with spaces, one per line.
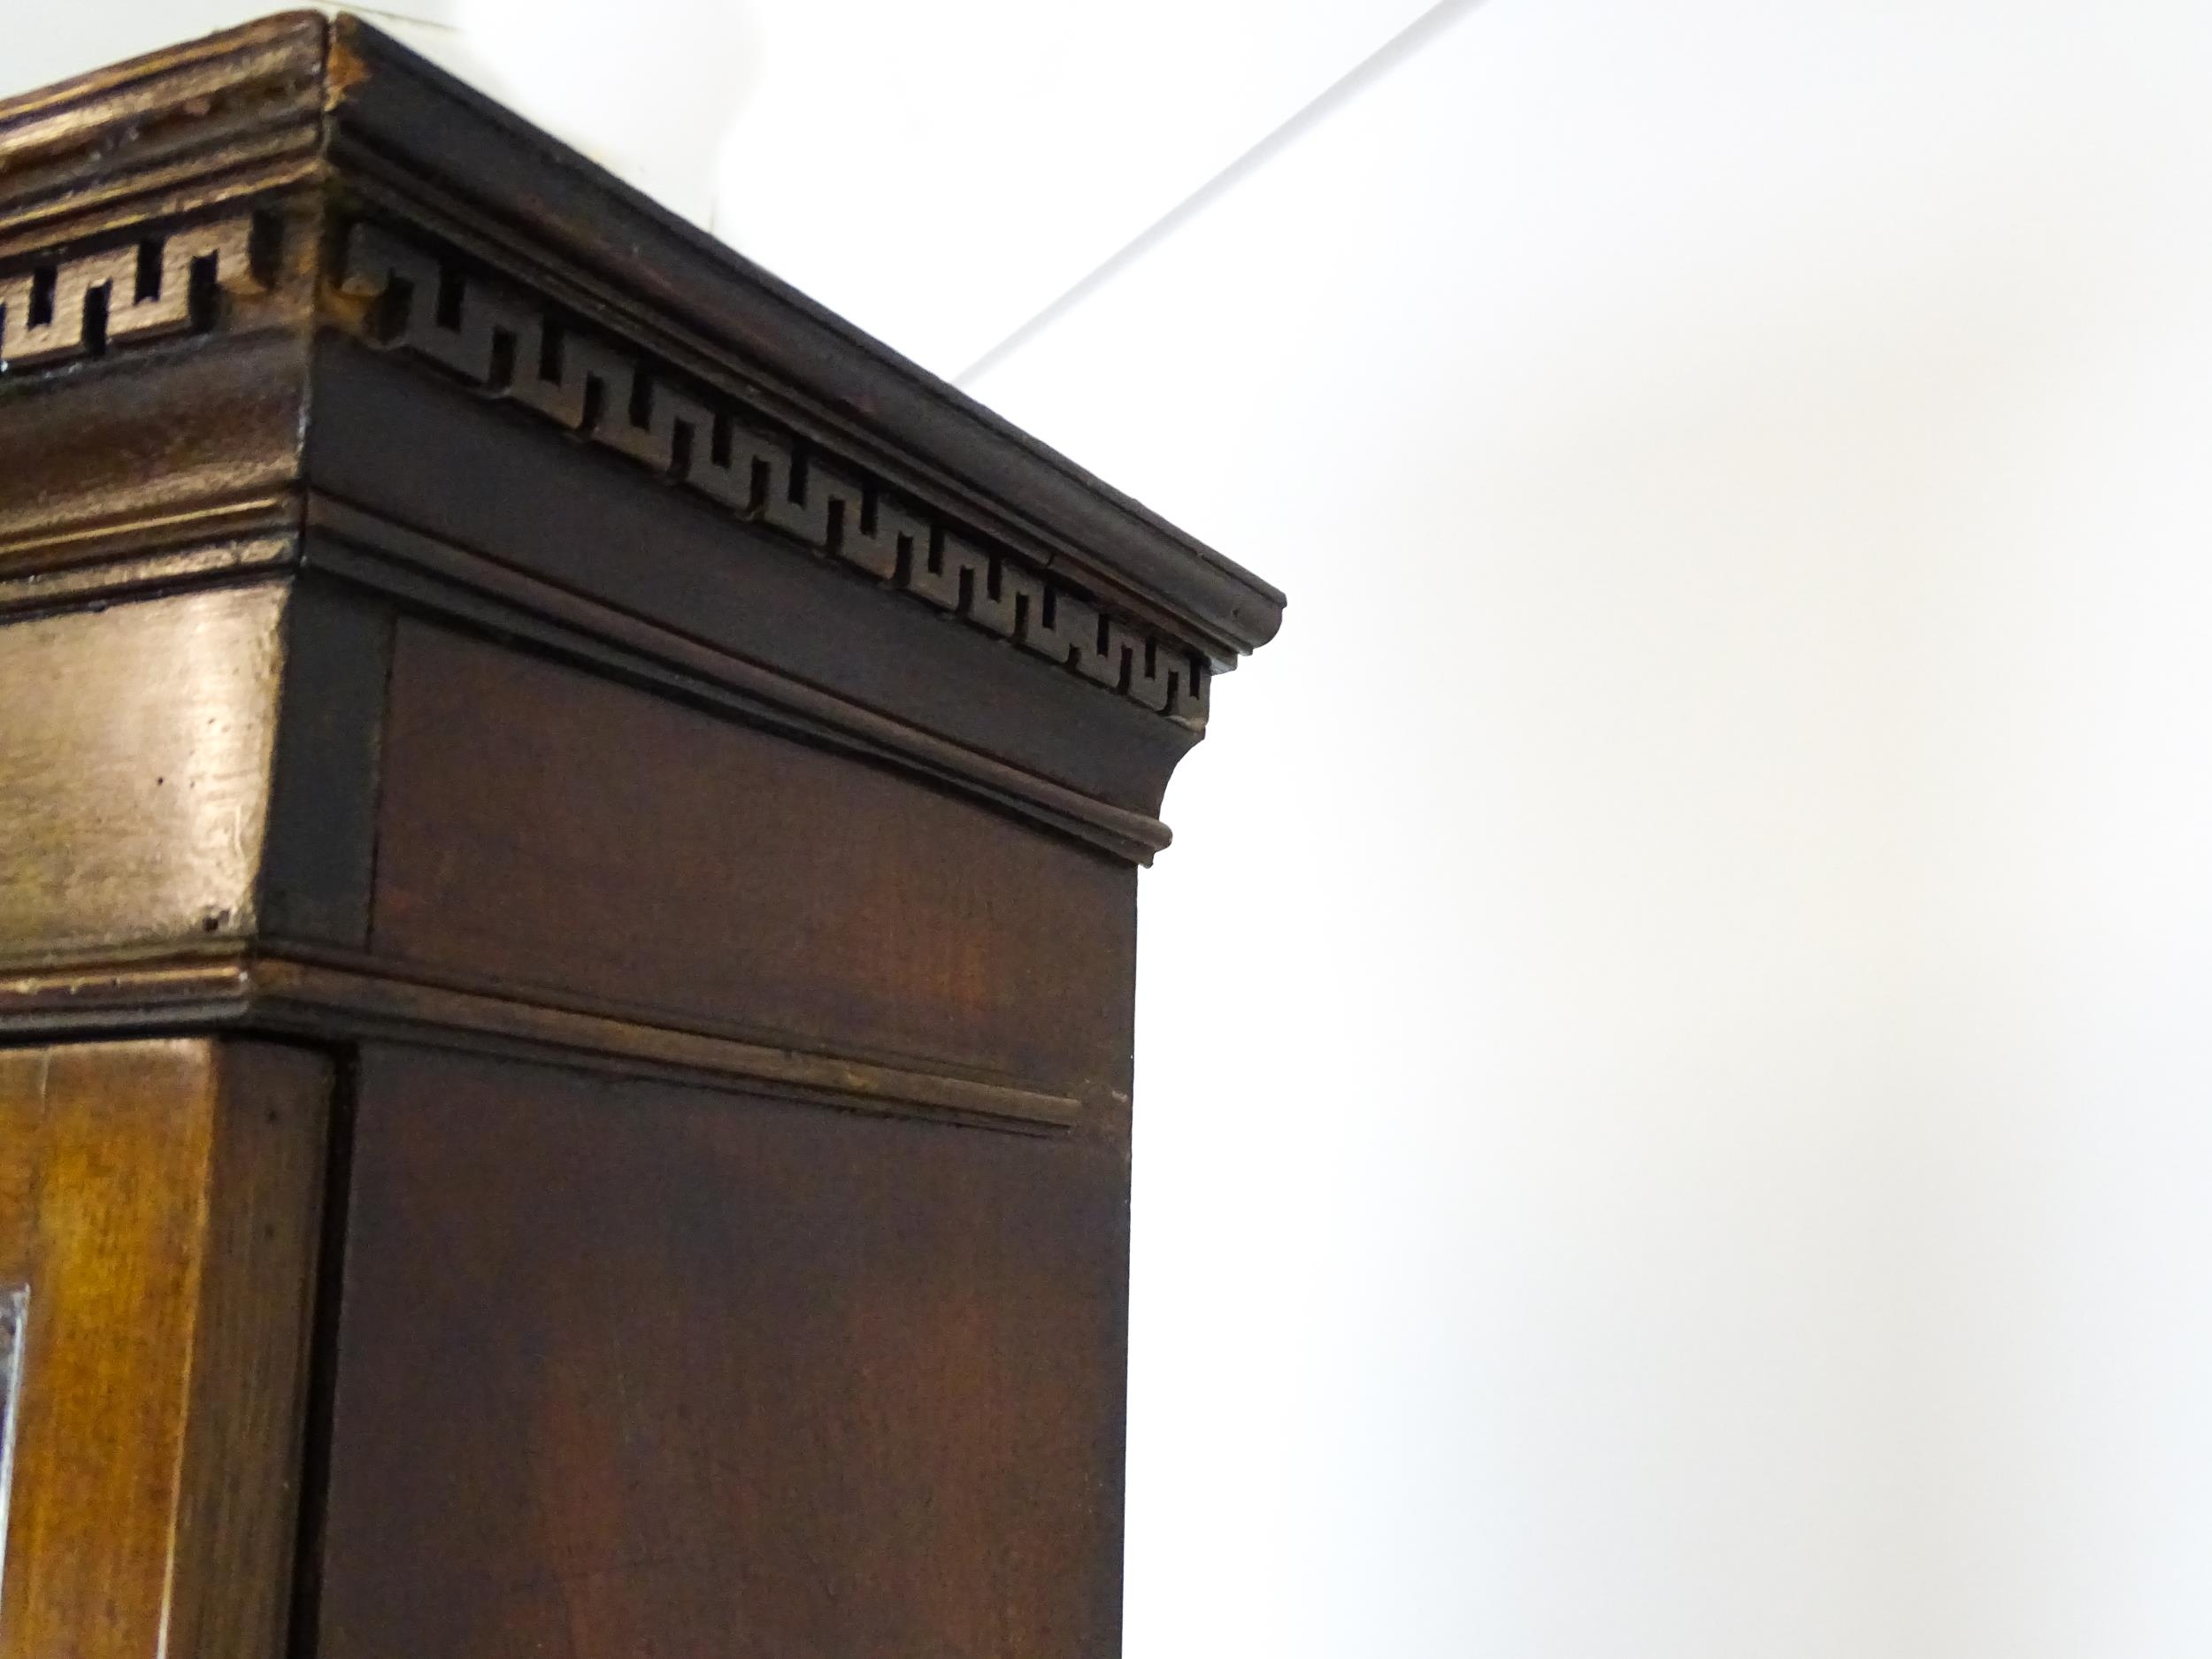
xmin=317 ymin=1046 xmax=1130 ymax=1658
xmin=0 ymin=12 xmax=1279 ymax=1656
xmin=373 ymin=618 xmax=1138 ymax=1098
xmin=303 ymin=336 xmax=1197 ymax=846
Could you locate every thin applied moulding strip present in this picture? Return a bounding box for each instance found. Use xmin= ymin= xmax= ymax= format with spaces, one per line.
xmin=0 ymin=949 xmax=1087 ymax=1135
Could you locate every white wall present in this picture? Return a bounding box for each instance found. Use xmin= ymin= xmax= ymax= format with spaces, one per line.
xmin=18 ymin=4 xmax=2212 ymax=1655
xmin=3 ymin=2 xmax=1436 ymax=380
xmin=968 ymin=3 xmax=2212 ymax=1655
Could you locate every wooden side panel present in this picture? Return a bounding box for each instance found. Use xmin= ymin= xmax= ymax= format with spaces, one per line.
xmin=371 ymin=618 xmax=1139 ymax=1096
xmin=0 ymin=584 xmax=288 ymax=964
xmin=0 ymin=1039 xmax=329 ymax=1659
xmin=313 ymin=1044 xmax=1131 ymax=1659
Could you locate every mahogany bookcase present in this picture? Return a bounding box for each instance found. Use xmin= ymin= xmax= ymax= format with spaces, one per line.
xmin=0 ymin=14 xmax=1282 ymax=1657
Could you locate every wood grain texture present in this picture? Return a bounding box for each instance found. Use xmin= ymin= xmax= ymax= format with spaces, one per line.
xmin=0 ymin=1039 xmax=328 ymax=1659
xmin=313 ymin=1044 xmax=1130 ymax=1659
xmin=0 ymin=583 xmax=288 ymax=963
xmin=372 ymin=617 xmax=1139 ymax=1098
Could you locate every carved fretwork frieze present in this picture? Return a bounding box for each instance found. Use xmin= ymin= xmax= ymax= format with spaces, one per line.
xmin=332 ymin=223 xmax=1211 ymax=730
xmin=0 ymin=215 xmax=273 ymax=373
xmin=0 ymin=202 xmax=1219 ymax=733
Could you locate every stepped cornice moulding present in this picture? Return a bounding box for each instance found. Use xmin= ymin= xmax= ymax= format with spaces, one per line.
xmin=0 ymin=11 xmax=1283 ymax=673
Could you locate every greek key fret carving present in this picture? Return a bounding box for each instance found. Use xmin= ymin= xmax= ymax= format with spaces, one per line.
xmin=334 ymin=222 xmax=1210 ymax=729
xmin=0 ymin=217 xmax=271 ymax=372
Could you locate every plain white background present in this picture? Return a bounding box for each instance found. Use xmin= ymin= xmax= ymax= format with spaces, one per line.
xmin=16 ymin=4 xmax=2212 ymax=1655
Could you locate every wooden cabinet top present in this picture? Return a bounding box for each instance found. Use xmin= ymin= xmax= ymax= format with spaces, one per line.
xmin=0 ymin=11 xmax=1282 ymax=856
xmin=0 ymin=11 xmax=1282 ymax=1130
